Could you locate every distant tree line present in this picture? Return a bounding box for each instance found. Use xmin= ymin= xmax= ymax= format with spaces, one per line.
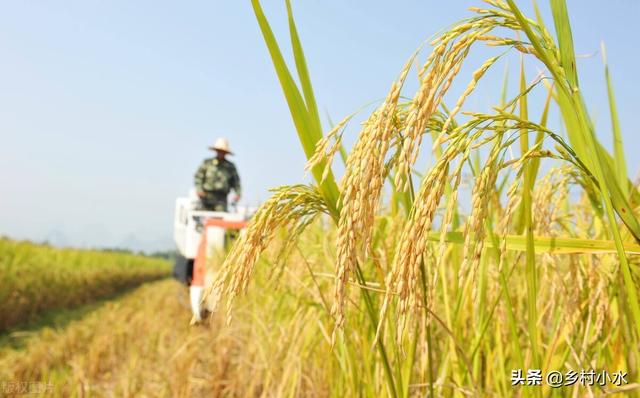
xmin=0 ymin=236 xmax=176 ymax=260
xmin=98 ymin=247 xmax=177 ymax=260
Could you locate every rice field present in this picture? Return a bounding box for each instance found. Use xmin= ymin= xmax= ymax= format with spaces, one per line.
xmin=2 ymin=0 xmax=640 ymax=397
xmin=0 ymin=238 xmax=170 ymax=331
xmin=202 ymin=0 xmax=640 ymax=396
xmin=2 ymin=220 xmax=637 ymax=396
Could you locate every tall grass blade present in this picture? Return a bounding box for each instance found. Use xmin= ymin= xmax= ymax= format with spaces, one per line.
xmin=251 ymin=0 xmax=340 ymax=216
xmin=518 ymin=60 xmax=540 ymax=372
xmin=550 ymin=0 xmax=579 ymax=88
xmin=285 ymin=0 xmax=322 ymax=139
xmin=427 ymin=231 xmax=640 ymax=254
xmin=601 ymin=42 xmax=629 ymax=198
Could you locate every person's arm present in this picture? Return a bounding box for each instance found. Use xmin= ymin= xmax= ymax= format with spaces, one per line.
xmin=194 ymin=161 xmax=207 ymax=197
xmin=230 ymin=164 xmax=241 ymax=202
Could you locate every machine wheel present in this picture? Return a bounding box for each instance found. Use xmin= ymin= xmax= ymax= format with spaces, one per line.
xmin=173 ymin=254 xmax=194 ymax=285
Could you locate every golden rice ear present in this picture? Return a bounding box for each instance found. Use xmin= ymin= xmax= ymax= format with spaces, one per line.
xmin=330 ymin=58 xmax=414 ymax=338
xmin=498 ymin=166 xmax=523 ymax=273
xmin=305 ymin=114 xmax=352 ymax=182
xmin=202 ymin=185 xmax=328 ymax=321
xmin=459 ymin=137 xmax=503 ymax=287
xmin=376 ymin=162 xmax=449 ymax=343
xmin=395 ymin=25 xmax=500 ymax=193
xmin=434 ymin=55 xmax=501 ymax=150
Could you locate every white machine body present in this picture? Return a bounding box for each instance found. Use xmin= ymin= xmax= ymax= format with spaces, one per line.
xmin=173 ymin=191 xmax=253 ymax=259
xmin=173 ymin=191 xmax=255 ymax=323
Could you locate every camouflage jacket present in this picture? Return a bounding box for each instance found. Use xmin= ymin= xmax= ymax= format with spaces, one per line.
xmin=194 ymin=158 xmax=241 ymax=196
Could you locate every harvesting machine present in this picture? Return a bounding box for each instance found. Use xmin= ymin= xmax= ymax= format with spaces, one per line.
xmin=172 ymin=190 xmax=254 ymax=322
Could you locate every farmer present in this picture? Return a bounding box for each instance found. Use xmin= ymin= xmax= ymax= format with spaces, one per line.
xmin=189 ymin=138 xmax=242 ymax=325
xmin=194 ymin=138 xmax=242 ymax=211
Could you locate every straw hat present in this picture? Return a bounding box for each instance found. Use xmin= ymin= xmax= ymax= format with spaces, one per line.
xmin=209 ymin=137 xmax=233 ymax=154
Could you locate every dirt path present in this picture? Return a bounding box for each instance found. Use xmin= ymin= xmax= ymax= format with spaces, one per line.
xmin=0 ymin=279 xmax=243 ymax=397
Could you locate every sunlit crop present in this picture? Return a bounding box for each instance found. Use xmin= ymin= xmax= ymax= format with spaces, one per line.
xmin=0 ymin=238 xmax=170 ymax=331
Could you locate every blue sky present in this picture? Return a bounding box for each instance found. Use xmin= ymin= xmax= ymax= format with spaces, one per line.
xmin=0 ymin=1 xmax=638 ymax=251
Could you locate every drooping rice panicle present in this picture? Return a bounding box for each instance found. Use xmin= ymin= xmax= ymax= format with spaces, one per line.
xmin=331 ymin=58 xmax=414 ymax=341
xmin=203 ymin=185 xmax=327 ymax=319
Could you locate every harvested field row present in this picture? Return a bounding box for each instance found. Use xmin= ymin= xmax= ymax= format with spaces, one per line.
xmin=0 ymin=239 xmax=171 ymax=330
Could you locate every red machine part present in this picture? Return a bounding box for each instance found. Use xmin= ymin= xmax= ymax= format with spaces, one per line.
xmin=192 ymin=218 xmax=248 ymax=287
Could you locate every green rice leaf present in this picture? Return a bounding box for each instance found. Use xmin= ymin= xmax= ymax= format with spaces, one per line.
xmin=285 ymin=0 xmax=322 ymax=140
xmin=601 ymin=42 xmax=629 ymax=198
xmin=428 ymin=232 xmax=640 ymax=255
xmin=550 ymin=0 xmax=579 ymax=88
xmin=251 ymin=0 xmax=340 ymax=217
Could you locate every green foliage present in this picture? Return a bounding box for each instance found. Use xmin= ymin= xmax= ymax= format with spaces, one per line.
xmin=251 ymin=0 xmax=340 ymax=217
